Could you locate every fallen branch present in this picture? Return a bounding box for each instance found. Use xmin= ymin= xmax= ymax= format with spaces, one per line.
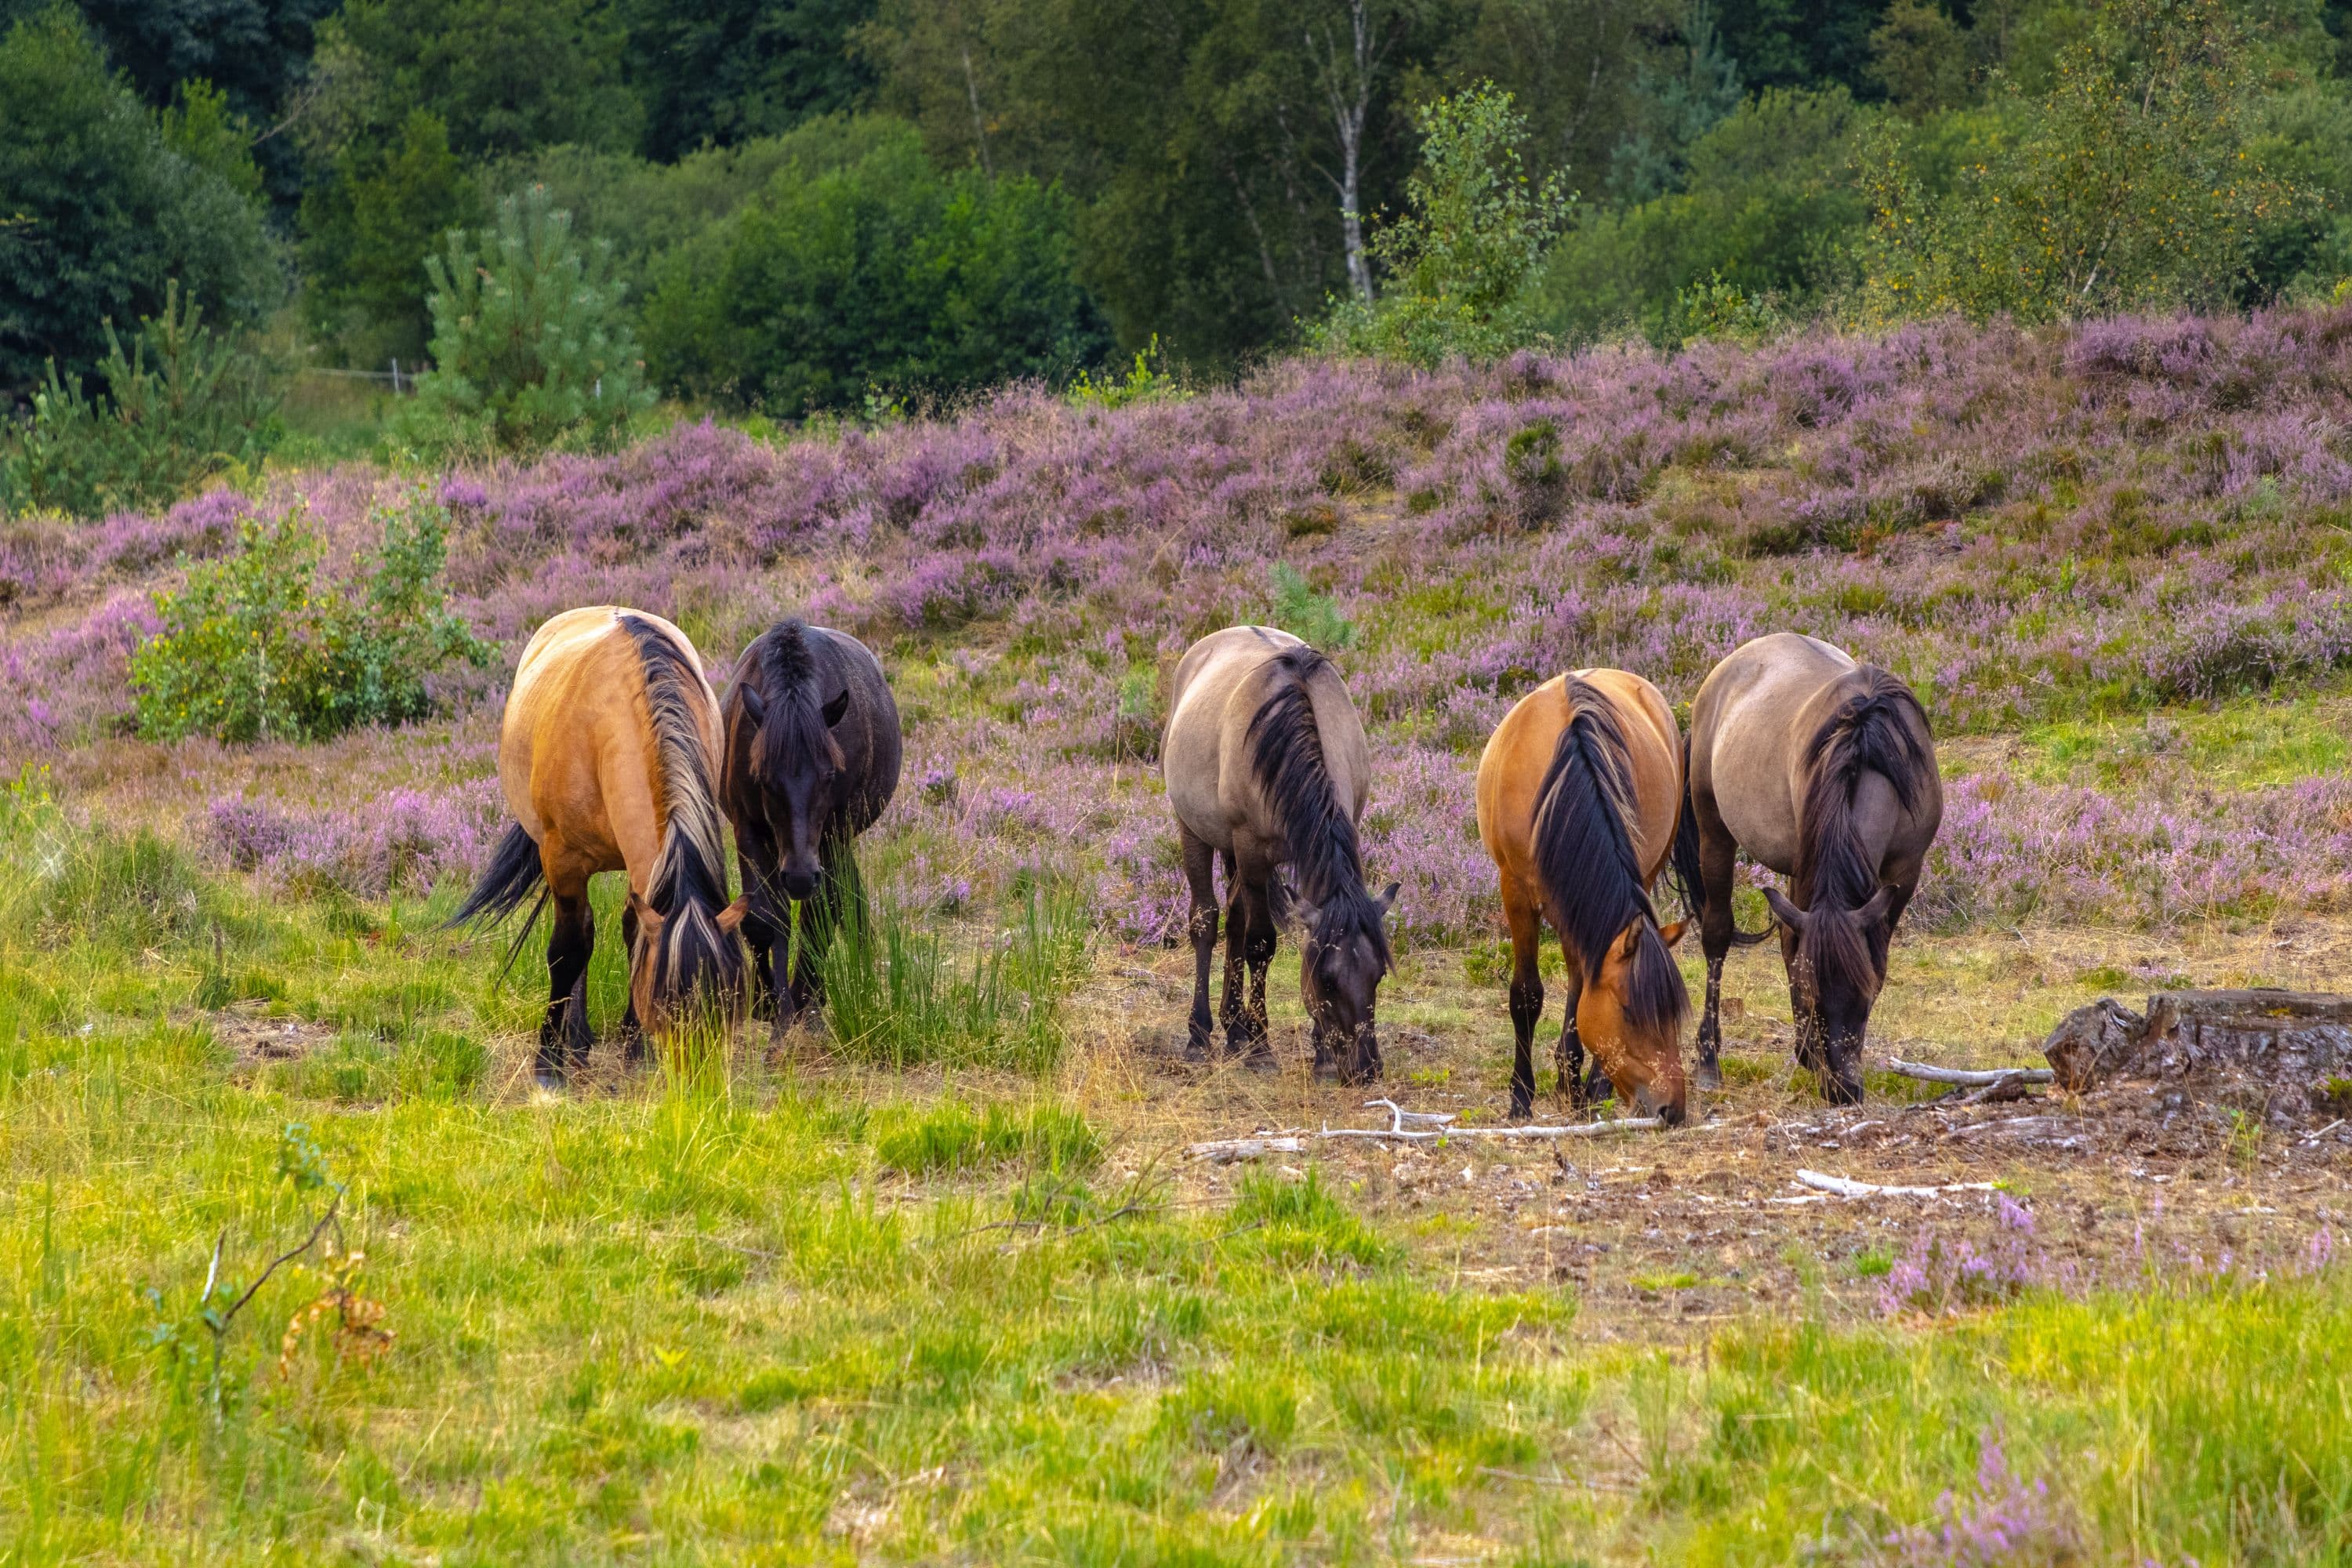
xmin=1186 ymin=1137 xmax=1306 ymax=1163
xmin=1887 ymin=1058 xmax=2054 ymax=1087
xmin=1795 ymin=1170 xmax=2000 ymax=1200
xmin=1319 ymin=1116 xmax=1666 ymax=1143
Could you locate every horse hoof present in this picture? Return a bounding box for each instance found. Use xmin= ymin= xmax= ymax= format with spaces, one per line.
xmin=1311 ymin=1057 xmax=1343 ymax=1083
xmin=1693 ymin=1060 xmax=1722 ymax=1091
xmin=533 ymin=1068 xmax=567 ymax=1093
xmin=1243 ymin=1048 xmax=1280 ymax=1076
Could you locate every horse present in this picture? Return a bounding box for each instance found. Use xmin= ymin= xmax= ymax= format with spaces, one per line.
xmin=1162 ymin=626 xmax=1398 ymax=1082
xmin=1675 ymin=633 xmax=1942 ymax=1105
xmin=449 ymin=606 xmax=750 ymax=1088
xmin=1475 ymin=670 xmax=1691 ymax=1123
xmin=718 ymin=618 xmax=902 ymax=1040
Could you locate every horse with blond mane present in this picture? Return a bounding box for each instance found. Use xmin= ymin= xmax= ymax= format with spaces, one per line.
xmin=450 ymin=606 xmax=749 ymax=1087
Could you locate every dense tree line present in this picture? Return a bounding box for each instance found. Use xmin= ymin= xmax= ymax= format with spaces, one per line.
xmin=5 ymin=0 xmax=2352 ymax=419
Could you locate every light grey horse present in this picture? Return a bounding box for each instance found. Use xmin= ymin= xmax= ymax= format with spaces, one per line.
xmin=1675 ymin=633 xmax=1942 ymax=1104
xmin=1162 ymin=626 xmax=1397 ymax=1080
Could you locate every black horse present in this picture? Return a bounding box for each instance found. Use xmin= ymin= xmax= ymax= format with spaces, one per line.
xmin=720 ymin=619 xmax=902 ymax=1039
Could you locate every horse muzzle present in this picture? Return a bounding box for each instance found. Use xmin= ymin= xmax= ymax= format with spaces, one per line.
xmin=1632 ymin=1082 xmax=1687 ymax=1127
xmin=781 ymin=867 xmax=819 ymax=901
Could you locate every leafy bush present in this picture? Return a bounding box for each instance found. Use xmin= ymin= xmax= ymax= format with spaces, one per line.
xmin=2 ymin=283 xmax=281 ymax=518
xmin=0 ymin=5 xmax=284 ymax=400
xmin=129 ymin=488 xmax=491 ymax=743
xmin=1859 ymin=0 xmax=2300 ymax=324
xmin=397 ymin=186 xmax=653 ymax=457
xmin=641 ymin=114 xmax=1110 ymax=416
xmin=296 ymin=108 xmax=484 ymax=369
xmin=1314 ymin=84 xmax=1574 ymax=367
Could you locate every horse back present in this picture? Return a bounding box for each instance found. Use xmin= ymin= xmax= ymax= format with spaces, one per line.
xmin=1162 ymin=626 xmax=1302 ymax=849
xmin=502 ymin=607 xmax=717 ymax=886
xmin=1477 ymin=670 xmax=1681 ymax=887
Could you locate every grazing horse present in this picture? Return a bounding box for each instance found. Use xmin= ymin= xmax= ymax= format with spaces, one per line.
xmin=1676 ymin=633 xmax=1942 ymax=1105
xmin=451 ymin=606 xmax=749 ymax=1087
xmin=1476 ymin=670 xmax=1691 ymax=1123
xmin=719 ymin=619 xmax=902 ymax=1040
xmin=1163 ymin=626 xmax=1398 ymax=1081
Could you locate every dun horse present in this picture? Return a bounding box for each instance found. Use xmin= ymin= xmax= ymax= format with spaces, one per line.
xmin=720 ymin=619 xmax=902 ymax=1040
xmin=1163 ymin=627 xmax=1398 ymax=1081
xmin=1677 ymin=633 xmax=1942 ymax=1104
xmin=1476 ymin=670 xmax=1691 ymax=1123
xmin=451 ymin=607 xmax=749 ymax=1087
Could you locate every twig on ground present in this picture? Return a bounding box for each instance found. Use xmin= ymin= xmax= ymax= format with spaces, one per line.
xmin=1887 ymin=1058 xmax=2054 ymax=1087
xmin=1187 ymin=1136 xmax=1308 ymax=1163
xmin=1955 ymin=1073 xmax=2041 ymax=1106
xmin=1795 ymin=1170 xmax=2000 ymax=1200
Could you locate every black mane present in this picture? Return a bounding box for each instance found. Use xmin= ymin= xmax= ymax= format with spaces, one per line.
xmin=1531 ymin=677 xmax=1687 ymax=1036
xmin=749 ymin=619 xmax=841 ymax=789
xmin=1793 ymin=667 xmax=1934 ymax=996
xmin=1245 ymin=647 xmax=1389 ymax=965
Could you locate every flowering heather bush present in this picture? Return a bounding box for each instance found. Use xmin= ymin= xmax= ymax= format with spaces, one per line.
xmin=205 ymin=779 xmax=503 ymax=899
xmin=17 ymin=308 xmax=2352 ymax=935
xmin=1882 ymin=1432 xmax=2083 ymax=1567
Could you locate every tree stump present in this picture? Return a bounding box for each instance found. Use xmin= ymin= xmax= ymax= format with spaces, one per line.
xmin=2043 ymin=989 xmax=2352 ymax=1103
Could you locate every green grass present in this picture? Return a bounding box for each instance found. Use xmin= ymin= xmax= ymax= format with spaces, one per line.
xmin=13 ymin=771 xmax=2352 ymax=1562
xmin=2002 ymin=689 xmax=2352 ymax=790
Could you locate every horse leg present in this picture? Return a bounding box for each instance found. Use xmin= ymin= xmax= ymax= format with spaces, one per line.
xmin=1693 ymin=808 xmax=1740 ymax=1091
xmin=1218 ymin=858 xmax=1250 ymax=1058
xmin=1504 ymin=887 xmax=1543 ymax=1120
xmin=735 ymin=823 xmax=784 ymax=1025
xmin=619 ymin=898 xmax=644 ymax=1065
xmin=539 ymin=883 xmax=594 ymax=1089
xmin=1555 ymin=958 xmax=1600 ymax=1109
xmin=791 ymin=838 xmax=858 ymax=1037
xmin=1180 ymin=828 xmax=1218 ymax=1062
xmin=1239 ymin=873 xmax=1278 ymax=1070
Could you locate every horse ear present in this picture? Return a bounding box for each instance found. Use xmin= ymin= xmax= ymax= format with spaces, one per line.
xmin=715 ymin=895 xmax=751 ymax=935
xmin=1657 ymin=919 xmax=1689 ymax=949
xmin=1374 ymin=881 xmax=1399 ymax=915
xmin=1856 ymin=884 xmax=1896 ymax=927
xmin=822 ymin=688 xmax=851 ymax=727
xmin=739 ymin=684 xmax=768 ymax=726
xmin=1761 ymin=886 xmax=1808 ymax=933
xmin=1613 ymin=924 xmax=1642 ymax=961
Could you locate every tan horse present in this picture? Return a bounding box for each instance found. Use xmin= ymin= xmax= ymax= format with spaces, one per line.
xmin=1476 ymin=670 xmax=1690 ymax=1123
xmin=451 ymin=606 xmax=749 ymax=1087
xmin=1163 ymin=626 xmax=1397 ymax=1081
xmin=1675 ymin=633 xmax=1941 ymax=1105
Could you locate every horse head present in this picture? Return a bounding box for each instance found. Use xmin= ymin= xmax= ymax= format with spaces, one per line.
xmin=1297 ymin=881 xmax=1399 ymax=1084
xmin=1579 ymin=916 xmax=1691 ymax=1125
xmin=1762 ymin=884 xmax=1896 ymax=1105
xmin=626 ymin=888 xmax=752 ymax=1036
xmin=738 ymin=675 xmax=849 ymax=902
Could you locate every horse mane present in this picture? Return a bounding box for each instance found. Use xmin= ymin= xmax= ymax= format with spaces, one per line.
xmin=1793 ymin=666 xmax=1933 ymax=995
xmin=617 ymin=612 xmax=742 ymax=1000
xmin=1531 ymin=677 xmax=1687 ymax=1036
xmin=1244 ymin=647 xmax=1388 ymax=966
xmin=750 ymin=619 xmax=841 ymax=788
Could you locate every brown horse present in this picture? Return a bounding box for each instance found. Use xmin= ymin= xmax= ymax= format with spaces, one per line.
xmin=1476 ymin=670 xmax=1691 ymax=1123
xmin=451 ymin=606 xmax=749 ymax=1087
xmin=1675 ymin=633 xmax=1942 ymax=1105
xmin=1163 ymin=626 xmax=1397 ymax=1081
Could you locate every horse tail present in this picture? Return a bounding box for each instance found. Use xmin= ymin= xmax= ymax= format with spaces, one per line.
xmin=1669 ymin=728 xmax=1705 ymax=924
xmin=1669 ymin=726 xmax=1772 ymax=946
xmin=1531 ymin=679 xmax=1686 ymax=1036
xmin=446 ymin=822 xmax=544 ymax=930
xmin=619 ymin=613 xmax=746 ymax=1009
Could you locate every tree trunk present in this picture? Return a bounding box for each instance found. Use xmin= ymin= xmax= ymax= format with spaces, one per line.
xmin=1309 ymin=0 xmax=1380 ymax=304
xmin=2043 ymin=989 xmax=2352 ymax=1094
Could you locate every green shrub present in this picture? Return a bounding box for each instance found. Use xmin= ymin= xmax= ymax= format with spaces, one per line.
xmin=1858 ymin=0 xmax=2299 ymax=323
xmin=641 ymin=114 xmax=1111 ymax=416
xmin=129 ymin=486 xmax=492 ymax=743
xmin=398 ymin=185 xmax=653 ymax=458
xmin=1269 ymin=564 xmax=1357 ymax=651
xmin=0 ymin=6 xmax=283 ymax=401
xmin=2 ymin=282 xmax=281 ymax=518
xmin=1313 ymin=84 xmax=1573 ymax=367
